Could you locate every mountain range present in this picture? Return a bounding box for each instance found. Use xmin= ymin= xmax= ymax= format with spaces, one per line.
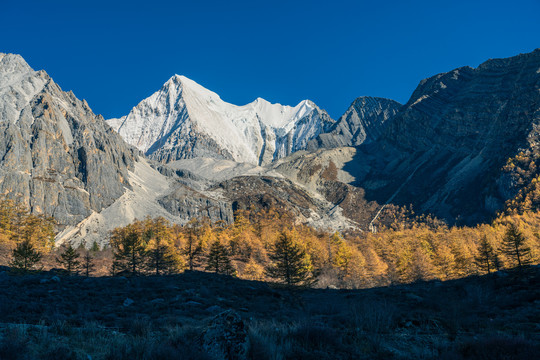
xmin=107 ymin=75 xmax=335 ymax=165
xmin=0 ymin=49 xmax=539 ymax=246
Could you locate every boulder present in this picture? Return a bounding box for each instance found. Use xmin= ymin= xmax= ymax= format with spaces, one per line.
xmin=201 ymin=310 xmax=249 ymax=360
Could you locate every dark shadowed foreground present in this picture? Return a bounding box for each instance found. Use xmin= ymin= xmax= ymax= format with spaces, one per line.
xmin=0 ymin=266 xmax=538 ymax=359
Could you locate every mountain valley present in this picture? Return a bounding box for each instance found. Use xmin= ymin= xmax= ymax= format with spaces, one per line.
xmin=0 ymin=49 xmax=539 ymax=245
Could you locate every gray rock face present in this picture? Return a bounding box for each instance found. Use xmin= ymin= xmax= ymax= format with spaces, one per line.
xmin=352 ymin=48 xmax=540 ymax=224
xmin=0 ymin=53 xmax=137 ymax=227
xmin=307 ymin=96 xmax=401 ymax=149
xmin=158 ymin=184 xmax=234 ymax=223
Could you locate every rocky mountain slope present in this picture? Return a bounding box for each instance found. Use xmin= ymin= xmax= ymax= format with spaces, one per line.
xmin=0 ymin=53 xmax=137 ymax=227
xmin=2 ymin=49 xmax=539 ymax=246
xmin=0 ymin=53 xmax=357 ymax=246
xmin=340 ymin=48 xmax=540 ymax=225
xmin=307 ymin=96 xmax=402 ymax=149
xmin=107 ymin=75 xmax=335 ymax=165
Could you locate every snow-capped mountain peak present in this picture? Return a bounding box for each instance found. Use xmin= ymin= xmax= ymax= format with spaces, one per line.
xmin=108 ymin=75 xmax=334 ymax=164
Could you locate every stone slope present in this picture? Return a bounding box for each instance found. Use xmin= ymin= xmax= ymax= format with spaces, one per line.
xmin=307 ymin=96 xmax=402 ymax=149
xmin=0 ymin=53 xmax=137 ymax=227
xmin=353 ymin=48 xmax=540 ymax=224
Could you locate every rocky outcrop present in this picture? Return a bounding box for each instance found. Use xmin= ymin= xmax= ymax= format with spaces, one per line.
xmin=201 ymin=310 xmax=249 ymax=360
xmin=308 ymin=96 xmax=401 ymax=149
xmin=158 ymin=184 xmax=234 ymax=223
xmin=272 ymin=147 xmax=379 ymax=229
xmin=213 ymin=176 xmax=319 ymax=219
xmin=0 ymin=53 xmax=137 ymax=228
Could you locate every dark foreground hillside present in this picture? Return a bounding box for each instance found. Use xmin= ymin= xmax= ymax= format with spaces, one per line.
xmin=0 ymin=267 xmax=539 ymax=360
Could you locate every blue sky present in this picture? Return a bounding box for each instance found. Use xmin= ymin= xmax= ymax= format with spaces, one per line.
xmin=2 ymin=0 xmax=539 ymax=119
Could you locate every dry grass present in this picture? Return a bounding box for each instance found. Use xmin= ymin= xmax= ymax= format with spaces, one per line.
xmin=0 ymin=267 xmax=538 ymax=359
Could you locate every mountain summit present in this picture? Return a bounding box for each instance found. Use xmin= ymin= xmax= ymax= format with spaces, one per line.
xmin=107 ymin=75 xmax=335 ymax=165
xmin=0 ymin=53 xmax=137 ymax=227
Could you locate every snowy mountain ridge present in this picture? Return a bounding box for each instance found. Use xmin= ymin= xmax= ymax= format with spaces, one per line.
xmin=107 ymin=75 xmax=335 ymax=165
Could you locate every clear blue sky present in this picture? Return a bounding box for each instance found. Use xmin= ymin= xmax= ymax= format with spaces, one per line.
xmin=2 ymin=0 xmax=539 ymax=119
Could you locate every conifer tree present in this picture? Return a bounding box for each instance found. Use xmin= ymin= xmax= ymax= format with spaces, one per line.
xmin=474 ymin=236 xmax=496 ymax=274
xmin=266 ymin=230 xmax=314 ymax=286
xmin=328 ymin=232 xmax=342 ymax=264
xmin=91 ymin=241 xmax=100 ymax=252
xmin=18 ymin=214 xmax=56 ymax=252
xmin=145 ymin=217 xmax=183 ymax=275
xmin=243 ymin=257 xmax=265 ymax=281
xmin=10 ymin=239 xmax=42 ymax=272
xmin=111 ymin=223 xmax=147 ymax=276
xmin=56 ymin=244 xmax=81 ymax=275
xmin=147 ymin=241 xmax=183 ymax=275
xmin=182 ymin=220 xmax=205 ymax=271
xmin=81 ymin=251 xmax=95 ymax=277
xmin=409 ymin=248 xmax=435 ymax=281
xmin=434 ymin=243 xmax=456 ymax=279
xmin=205 ymin=240 xmax=235 ymax=275
xmin=501 ymin=223 xmax=532 ymax=269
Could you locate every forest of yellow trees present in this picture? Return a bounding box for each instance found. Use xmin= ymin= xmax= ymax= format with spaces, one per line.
xmin=0 ymin=196 xmax=538 ymax=288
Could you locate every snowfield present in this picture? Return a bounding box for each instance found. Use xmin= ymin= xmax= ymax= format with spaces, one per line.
xmin=107 ymin=75 xmax=334 ymax=164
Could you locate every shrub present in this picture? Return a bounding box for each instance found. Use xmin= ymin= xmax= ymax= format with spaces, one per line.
xmin=0 ymin=327 xmax=30 ymax=360
xmin=440 ymin=335 xmax=540 ymax=360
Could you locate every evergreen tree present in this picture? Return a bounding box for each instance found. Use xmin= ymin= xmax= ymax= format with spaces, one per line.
xmin=434 ymin=243 xmax=456 ymax=279
xmin=266 ymin=231 xmax=314 ymax=286
xmin=501 ymin=223 xmax=532 ymax=269
xmin=145 ymin=217 xmax=183 ymax=275
xmin=111 ymin=223 xmax=147 ymax=276
xmin=147 ymin=242 xmax=182 ymax=275
xmin=205 ymin=240 xmax=235 ymax=275
xmin=10 ymin=239 xmax=42 ymax=272
xmin=328 ymin=232 xmax=342 ymax=264
xmin=81 ymin=251 xmax=95 ymax=277
xmin=182 ymin=220 xmax=205 ymax=271
xmin=90 ymin=241 xmax=100 ymax=252
xmin=475 ymin=236 xmax=496 ymax=274
xmin=56 ymin=244 xmax=81 ymax=275
xmin=17 ymin=214 xmax=55 ymax=252
xmin=409 ymin=248 xmax=435 ymax=281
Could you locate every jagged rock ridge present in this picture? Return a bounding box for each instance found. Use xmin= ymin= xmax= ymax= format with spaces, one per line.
xmin=307 ymin=96 xmax=402 ymax=150
xmin=0 ymin=53 xmax=137 ymax=227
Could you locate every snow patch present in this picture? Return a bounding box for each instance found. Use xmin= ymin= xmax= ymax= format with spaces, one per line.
xmin=107 ymin=75 xmax=331 ymax=164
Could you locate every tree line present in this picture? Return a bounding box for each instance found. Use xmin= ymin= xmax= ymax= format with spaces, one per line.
xmin=108 ymin=215 xmax=315 ymax=285
xmin=102 ymin=208 xmax=539 ymax=287
xmin=0 ymin=198 xmax=538 ymax=287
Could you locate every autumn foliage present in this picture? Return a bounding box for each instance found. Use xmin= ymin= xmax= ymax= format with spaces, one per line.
xmin=0 ymin=198 xmax=55 ymax=272
xmin=105 ymin=207 xmax=539 ymax=287
xmin=0 ymin=196 xmax=538 ymax=286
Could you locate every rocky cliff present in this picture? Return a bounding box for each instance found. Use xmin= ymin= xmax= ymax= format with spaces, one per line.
xmin=0 ymin=53 xmax=137 ymax=227
xmin=352 ymin=49 xmax=540 ymax=224
xmin=3 ymin=48 xmax=539 ymax=244
xmin=307 ymin=96 xmax=401 ymax=149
